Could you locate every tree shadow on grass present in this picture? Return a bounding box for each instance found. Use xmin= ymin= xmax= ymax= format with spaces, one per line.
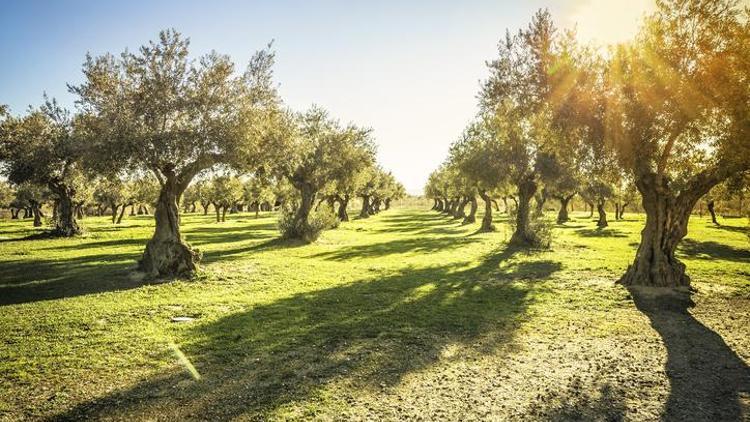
xmin=575 ymin=227 xmax=628 ymax=238
xmin=629 ymin=287 xmax=750 ymax=421
xmin=532 ymin=379 xmax=627 ymax=421
xmin=310 ymin=236 xmax=482 ymax=261
xmin=0 ymin=251 xmax=145 ymax=306
xmin=679 ymin=239 xmax=750 ymax=263
xmin=52 ymin=246 xmax=561 ymax=420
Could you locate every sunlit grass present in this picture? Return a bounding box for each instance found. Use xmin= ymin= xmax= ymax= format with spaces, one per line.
xmin=0 ymin=207 xmax=747 ymax=419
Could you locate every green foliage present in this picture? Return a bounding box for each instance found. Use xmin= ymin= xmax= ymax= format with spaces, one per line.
xmin=277 ymin=204 xmax=338 ymax=243
xmin=507 ymin=207 xmax=555 ymax=249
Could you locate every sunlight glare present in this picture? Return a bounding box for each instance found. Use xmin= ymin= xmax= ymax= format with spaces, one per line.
xmin=565 ymin=0 xmax=656 ymax=46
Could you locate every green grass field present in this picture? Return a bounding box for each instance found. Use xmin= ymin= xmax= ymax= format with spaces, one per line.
xmin=1 ymin=208 xmax=749 ymax=420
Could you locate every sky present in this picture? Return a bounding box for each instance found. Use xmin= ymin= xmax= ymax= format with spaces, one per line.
xmin=0 ymin=0 xmax=657 ymax=194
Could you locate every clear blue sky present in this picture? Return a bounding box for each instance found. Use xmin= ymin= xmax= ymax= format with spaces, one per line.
xmin=0 ymin=0 xmax=655 ymax=194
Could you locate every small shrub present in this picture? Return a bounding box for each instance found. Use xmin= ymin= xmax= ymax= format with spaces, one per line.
xmin=507 ymin=207 xmax=555 ymax=248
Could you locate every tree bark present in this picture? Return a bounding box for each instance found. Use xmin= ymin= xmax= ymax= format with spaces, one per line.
xmin=49 ymin=182 xmax=81 ymax=237
xmin=478 ymin=190 xmax=494 ymax=232
xmin=435 ymin=198 xmax=444 ymax=212
xmin=360 ymin=195 xmax=371 ymax=218
xmin=463 ymin=196 xmax=477 ymax=224
xmin=32 ymin=203 xmax=42 ymax=227
xmin=620 ymin=203 xmax=629 ymax=219
xmin=338 ymin=195 xmax=350 ymax=222
xmin=116 ymin=203 xmax=127 ymax=224
xmin=453 ymin=197 xmax=468 ymax=219
xmin=385 ymin=198 xmax=391 ymax=210
xmin=201 ymin=202 xmax=209 ymax=215
xmin=596 ymin=199 xmax=608 ymax=228
xmin=510 ymin=176 xmax=537 ymax=246
xmin=707 ymin=200 xmax=718 ymax=225
xmin=556 ymin=194 xmax=573 ymax=224
xmin=221 ymin=206 xmax=227 ymax=222
xmin=139 ymin=175 xmax=199 ymax=278
xmin=290 ymin=183 xmax=316 ymax=240
xmin=619 ymin=168 xmax=738 ymax=287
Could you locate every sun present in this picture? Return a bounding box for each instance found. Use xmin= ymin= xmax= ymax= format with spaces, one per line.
xmin=564 ymin=0 xmax=656 ymax=46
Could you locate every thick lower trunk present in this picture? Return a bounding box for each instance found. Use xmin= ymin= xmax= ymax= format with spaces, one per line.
xmin=215 ymin=204 xmax=221 ymax=222
xmin=479 ymin=191 xmax=494 ymax=232
xmin=338 ymin=196 xmax=350 ymax=222
xmin=453 ymin=197 xmax=469 ymax=219
xmin=463 ymin=196 xmax=477 ymax=224
xmin=11 ymin=209 xmax=19 ymax=219
xmin=615 ymin=203 xmax=621 ymax=220
xmin=50 ymin=183 xmax=81 ymax=237
xmin=620 ymin=203 xmax=628 ymax=219
xmin=202 ymin=202 xmax=209 ymax=215
xmin=360 ymin=195 xmax=371 ymax=218
xmin=535 ymin=190 xmax=547 ymax=215
xmin=140 ymin=178 xmax=199 ymax=277
xmin=556 ymin=195 xmax=572 ymax=224
xmin=596 ymin=200 xmax=608 ymax=228
xmin=221 ymin=206 xmax=227 ymax=222
xmin=707 ymin=200 xmax=718 ymax=225
xmin=130 ymin=205 xmax=136 ymax=216
xmin=510 ymin=177 xmax=537 ymax=246
xmin=32 ymin=203 xmax=42 ymax=227
xmin=290 ymin=185 xmax=317 ymax=241
xmin=619 ymin=172 xmax=711 ymax=287
xmin=385 ymin=198 xmax=391 ymax=210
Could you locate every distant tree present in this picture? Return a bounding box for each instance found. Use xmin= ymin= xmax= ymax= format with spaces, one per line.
xmin=10 ymin=182 xmax=49 ymax=226
xmin=608 ymin=0 xmax=750 ymax=286
xmin=73 ymin=29 xmax=282 ymax=276
xmin=279 ymin=107 xmax=375 ymax=239
xmin=243 ymin=175 xmax=275 ymax=217
xmin=0 ymin=181 xmax=14 ymax=217
xmin=93 ymin=178 xmax=132 ymax=224
xmin=207 ymin=175 xmax=243 ymax=222
xmin=0 ymin=100 xmax=86 ymax=236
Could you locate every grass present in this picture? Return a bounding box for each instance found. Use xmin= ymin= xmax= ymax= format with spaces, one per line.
xmin=0 ymin=208 xmax=749 ymax=420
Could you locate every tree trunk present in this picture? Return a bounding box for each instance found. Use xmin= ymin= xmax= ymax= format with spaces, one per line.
xmin=454 ymin=197 xmax=469 ymax=219
xmin=130 ymin=204 xmax=136 ymax=216
xmin=32 ymin=203 xmax=42 ymax=227
xmin=215 ymin=204 xmax=221 ymax=222
xmin=49 ymin=182 xmax=81 ymax=237
xmin=535 ymin=189 xmax=547 ymax=215
xmin=338 ymin=195 xmax=350 ymax=222
xmin=116 ymin=203 xmax=127 ymax=224
xmin=139 ymin=177 xmax=198 ymax=278
xmin=11 ymin=208 xmax=19 ymax=219
xmin=221 ymin=206 xmax=228 ymax=222
xmin=291 ymin=184 xmax=316 ymax=240
xmin=202 ymin=202 xmax=209 ymax=215
xmin=463 ymin=196 xmax=477 ymax=224
xmin=435 ymin=198 xmax=444 ymax=212
xmin=615 ymin=203 xmax=621 ymax=220
xmin=478 ymin=191 xmax=494 ymax=232
xmin=620 ymin=203 xmax=629 ymax=220
xmin=111 ymin=204 xmax=119 ymax=224
xmin=588 ymin=202 xmax=594 ymax=218
xmin=510 ymin=176 xmax=537 ymax=245
xmin=707 ymin=200 xmax=718 ymax=225
xmin=360 ymin=195 xmax=371 ymax=219
xmin=618 ymin=170 xmax=732 ymax=287
xmin=385 ymin=198 xmax=392 ymax=210
xmin=596 ymin=199 xmax=608 ymax=228
xmin=556 ymin=195 xmax=573 ymax=224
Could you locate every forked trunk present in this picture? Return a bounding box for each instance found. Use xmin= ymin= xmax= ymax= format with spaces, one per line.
xmin=50 ymin=182 xmax=81 ymax=237
xmin=619 ymin=171 xmax=727 ymax=287
xmin=596 ymin=200 xmax=608 ymax=228
xmin=139 ymin=177 xmax=199 ymax=278
xmin=202 ymin=202 xmax=209 ymax=215
xmin=478 ymin=191 xmax=494 ymax=232
xmin=510 ymin=176 xmax=537 ymax=246
xmin=435 ymin=198 xmax=444 ymax=212
xmin=454 ymin=197 xmax=468 ymax=219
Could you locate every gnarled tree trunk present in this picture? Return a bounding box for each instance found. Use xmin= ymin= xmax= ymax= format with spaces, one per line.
xmin=556 ymin=194 xmax=574 ymax=224
xmin=596 ymin=199 xmax=608 ymax=228
xmin=478 ymin=191 xmax=494 ymax=232
xmin=619 ymin=170 xmax=736 ymax=287
xmin=139 ymin=176 xmax=199 ymax=278
xmin=49 ymin=182 xmax=81 ymax=237
xmin=338 ymin=195 xmax=350 ymax=222
xmin=453 ymin=197 xmax=469 ymax=220
xmin=360 ymin=195 xmax=370 ymax=218
xmin=510 ymin=176 xmax=537 ymax=246
xmin=31 ymin=202 xmax=42 ymax=227
xmin=463 ymin=196 xmax=477 ymax=225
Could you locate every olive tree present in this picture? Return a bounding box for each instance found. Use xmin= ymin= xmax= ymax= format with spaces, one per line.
xmin=0 ymin=101 xmax=86 ymax=236
xmin=72 ymin=30 xmax=281 ymax=277
xmin=608 ymin=0 xmax=750 ymax=286
xmin=280 ymin=107 xmax=375 ymax=239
